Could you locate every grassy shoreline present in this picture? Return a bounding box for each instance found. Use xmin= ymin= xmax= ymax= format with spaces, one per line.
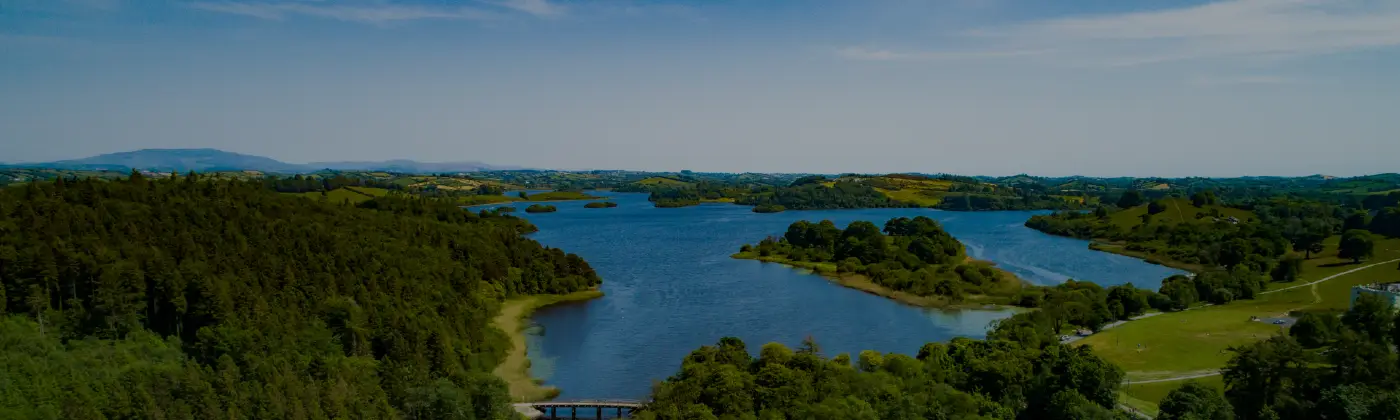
xmin=461 ymin=191 xmax=608 ymax=206
xmin=491 ymin=290 xmax=604 ymax=402
xmin=1087 ymin=241 xmax=1207 ymax=273
xmin=731 ymin=252 xmax=1025 ymax=310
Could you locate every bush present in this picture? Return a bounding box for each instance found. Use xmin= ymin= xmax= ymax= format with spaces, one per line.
xmin=525 ymin=204 xmax=557 ymax=213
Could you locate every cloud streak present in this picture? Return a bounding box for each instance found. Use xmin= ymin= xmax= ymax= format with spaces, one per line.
xmin=847 ymin=0 xmax=1400 ymax=66
xmin=488 ymin=0 xmax=566 ymax=18
xmin=836 ymin=46 xmax=1050 ymax=61
xmin=189 ymin=2 xmax=500 ymax=24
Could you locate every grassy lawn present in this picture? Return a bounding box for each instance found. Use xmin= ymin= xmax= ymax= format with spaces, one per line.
xmin=1124 ymin=376 xmax=1224 ymax=406
xmin=289 ymin=188 xmax=375 ymax=204
xmin=345 ymin=186 xmax=389 ymax=196
xmin=876 ymin=187 xmax=944 ymax=207
xmin=1082 ymin=237 xmax=1400 ymax=382
xmin=1106 ymin=198 xmax=1255 ymax=230
xmin=635 ymin=177 xmax=691 ymax=186
xmin=522 ymin=191 xmax=604 ymax=201
xmin=491 ymin=290 xmax=604 ymax=402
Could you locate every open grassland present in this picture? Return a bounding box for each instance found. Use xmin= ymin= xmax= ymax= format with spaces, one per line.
xmin=730 ymin=252 xmax=1025 ymax=310
xmin=868 ymin=176 xmax=958 ymax=207
xmin=875 ymin=187 xmax=944 ymax=207
xmin=1083 ymin=237 xmax=1400 ymax=382
xmin=492 ymin=290 xmax=605 ymax=402
xmin=458 ymin=195 xmax=516 ymax=205
xmin=289 ymin=187 xmax=378 ymax=204
xmin=635 ymin=176 xmax=691 ymax=186
xmin=1107 ymin=197 xmax=1255 ymax=230
xmin=345 ymin=186 xmax=390 ymax=196
xmin=523 ymin=191 xmax=604 ymax=201
xmin=457 ymin=191 xmax=605 ymax=206
xmin=1124 ymin=376 xmax=1224 ymax=407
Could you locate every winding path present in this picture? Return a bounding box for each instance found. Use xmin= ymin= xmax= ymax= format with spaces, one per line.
xmin=1260 ymin=257 xmax=1400 ymax=295
xmin=1126 ymin=370 xmax=1221 ymax=384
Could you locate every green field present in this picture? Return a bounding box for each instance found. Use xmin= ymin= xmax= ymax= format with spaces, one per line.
xmin=1081 ymin=237 xmax=1400 ymax=409
xmin=346 ymin=186 xmax=389 ymax=196
xmin=1107 ymin=197 xmax=1255 ymax=230
xmin=867 ymin=176 xmax=957 ymax=207
xmin=1123 ymin=376 xmax=1224 ymax=409
xmin=523 ymin=191 xmax=604 ymax=201
xmin=635 ymin=176 xmax=691 ymax=186
xmin=290 ymin=187 xmax=378 ymax=204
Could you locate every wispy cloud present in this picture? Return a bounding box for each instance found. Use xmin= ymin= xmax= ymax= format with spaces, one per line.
xmin=836 ymin=46 xmax=1050 ymax=61
xmin=487 ymin=0 xmax=566 ymax=18
xmin=849 ymin=0 xmax=1400 ymax=67
xmin=1188 ymin=74 xmax=1298 ymax=86
xmin=189 ymin=2 xmax=501 ymax=24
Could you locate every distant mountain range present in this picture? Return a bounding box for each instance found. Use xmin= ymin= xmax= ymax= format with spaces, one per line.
xmin=6 ymin=149 xmax=521 ymax=173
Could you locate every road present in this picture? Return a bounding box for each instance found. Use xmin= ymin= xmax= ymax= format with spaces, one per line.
xmin=1261 ymin=257 xmax=1400 ymax=295
xmin=1126 ymin=370 xmax=1221 ymax=384
xmin=1060 ymin=312 xmax=1163 ymax=344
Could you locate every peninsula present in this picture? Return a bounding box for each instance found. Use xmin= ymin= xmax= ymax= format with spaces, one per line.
xmin=732 ymin=217 xmax=1025 ymax=309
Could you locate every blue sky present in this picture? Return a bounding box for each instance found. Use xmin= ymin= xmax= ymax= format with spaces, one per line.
xmin=2 ymin=0 xmax=1398 ymax=176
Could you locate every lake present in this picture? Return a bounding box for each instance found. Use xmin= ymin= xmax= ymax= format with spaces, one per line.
xmin=491 ymin=192 xmax=1183 ymax=400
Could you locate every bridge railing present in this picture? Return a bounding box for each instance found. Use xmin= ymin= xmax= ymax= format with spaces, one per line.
xmin=530 ymin=399 xmax=647 ymax=406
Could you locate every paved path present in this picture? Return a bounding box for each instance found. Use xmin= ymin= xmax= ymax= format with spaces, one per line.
xmin=1261 ymin=257 xmax=1400 ymax=295
xmin=1061 ymin=312 xmax=1163 ymax=344
xmin=1126 ymin=370 xmax=1221 ymax=384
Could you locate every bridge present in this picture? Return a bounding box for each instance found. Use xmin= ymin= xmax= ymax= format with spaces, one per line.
xmin=513 ymin=400 xmax=646 ymax=419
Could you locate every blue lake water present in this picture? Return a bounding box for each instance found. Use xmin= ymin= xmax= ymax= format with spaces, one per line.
xmin=491 ymin=192 xmax=1184 ymax=400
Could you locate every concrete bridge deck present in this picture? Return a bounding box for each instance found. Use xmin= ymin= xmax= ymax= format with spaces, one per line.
xmin=513 ymin=400 xmax=646 ymax=419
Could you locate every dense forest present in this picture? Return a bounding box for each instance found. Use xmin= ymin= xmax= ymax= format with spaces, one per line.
xmin=735 ymin=181 xmax=912 ymax=210
xmin=638 ymin=334 xmax=1128 ymax=420
xmin=0 ymin=173 xmax=600 ymax=418
xmin=1024 ymin=193 xmax=1357 ymax=271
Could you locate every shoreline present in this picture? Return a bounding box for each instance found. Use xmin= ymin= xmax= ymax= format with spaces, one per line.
xmin=730 ymin=253 xmax=1026 ymax=311
xmin=491 ymin=289 xmax=605 ymax=402
xmin=1086 ymin=241 xmax=1205 ymax=273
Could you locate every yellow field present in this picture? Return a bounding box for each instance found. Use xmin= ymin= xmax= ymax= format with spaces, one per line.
xmin=868 ymin=176 xmax=959 ymax=207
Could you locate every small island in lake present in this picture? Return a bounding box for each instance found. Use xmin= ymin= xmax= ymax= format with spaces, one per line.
xmin=733 ymin=216 xmax=1025 ymax=308
xmin=525 ymin=204 xmax=558 ymax=213
xmin=584 ymin=201 xmax=618 ymax=208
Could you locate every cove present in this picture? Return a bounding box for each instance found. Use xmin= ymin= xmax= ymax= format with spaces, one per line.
xmin=497 ymin=192 xmax=1184 ymax=400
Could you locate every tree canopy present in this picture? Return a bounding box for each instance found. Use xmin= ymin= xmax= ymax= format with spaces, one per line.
xmin=0 ymin=175 xmax=600 ymax=418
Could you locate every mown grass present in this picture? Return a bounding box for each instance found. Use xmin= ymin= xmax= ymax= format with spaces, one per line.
xmin=1106 ymin=197 xmax=1255 ymax=230
xmin=345 ymin=186 xmax=389 ymax=196
xmin=1123 ymin=376 xmax=1225 ymax=407
xmin=289 ymin=188 xmax=375 ymax=204
xmin=521 ymin=191 xmax=604 ymax=201
xmin=876 ymin=187 xmax=944 ymax=207
xmin=1082 ymin=237 xmax=1400 ymax=382
xmin=635 ymin=177 xmax=691 ymax=186
xmin=491 ymin=290 xmax=605 ymax=402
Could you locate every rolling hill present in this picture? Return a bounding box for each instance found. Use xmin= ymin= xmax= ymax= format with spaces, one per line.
xmin=13 ymin=149 xmax=520 ymax=174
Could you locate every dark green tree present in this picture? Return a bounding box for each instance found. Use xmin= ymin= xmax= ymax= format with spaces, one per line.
xmin=1159 ymin=381 xmax=1234 ymax=420
xmin=1338 ymin=229 xmax=1376 ymax=263
xmin=1117 ymin=190 xmax=1145 ymax=208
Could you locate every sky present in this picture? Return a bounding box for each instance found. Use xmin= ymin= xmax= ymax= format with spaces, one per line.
xmin=2 ymin=0 xmax=1398 ymax=177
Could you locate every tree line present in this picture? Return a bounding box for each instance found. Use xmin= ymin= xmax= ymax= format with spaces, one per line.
xmin=0 ymin=172 xmax=599 ymax=419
